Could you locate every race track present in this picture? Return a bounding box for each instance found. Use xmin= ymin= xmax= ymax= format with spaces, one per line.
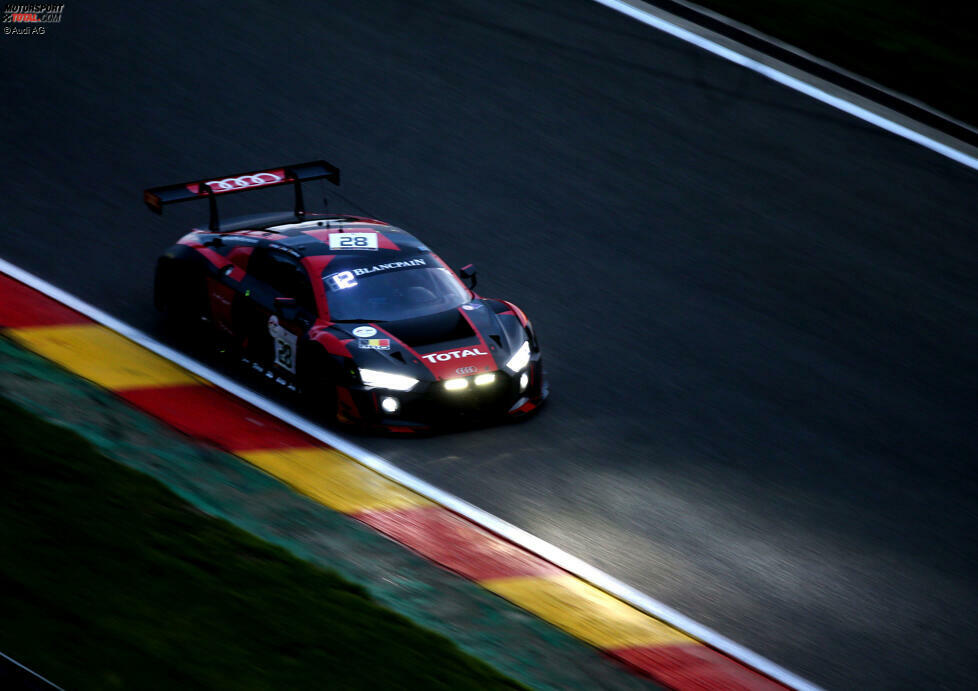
xmin=2 ymin=1 xmax=977 ymax=687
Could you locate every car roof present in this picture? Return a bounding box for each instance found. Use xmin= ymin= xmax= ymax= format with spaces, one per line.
xmin=192 ymin=212 xmax=430 ymax=256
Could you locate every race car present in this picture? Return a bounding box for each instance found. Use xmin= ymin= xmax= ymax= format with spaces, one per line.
xmin=144 ymin=160 xmax=546 ymax=432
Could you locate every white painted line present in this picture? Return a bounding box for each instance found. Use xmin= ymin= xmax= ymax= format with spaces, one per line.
xmin=591 ymin=0 xmax=978 ymax=172
xmin=0 ymin=651 xmax=63 ymax=690
xmin=0 ymin=256 xmax=820 ymax=690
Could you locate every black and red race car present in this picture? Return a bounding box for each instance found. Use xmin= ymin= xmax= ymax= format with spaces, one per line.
xmin=145 ymin=160 xmax=546 ymax=432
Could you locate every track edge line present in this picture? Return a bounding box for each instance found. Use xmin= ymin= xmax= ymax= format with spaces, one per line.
xmin=0 ymin=256 xmax=821 ymax=691
xmin=590 ymin=0 xmax=978 ymax=172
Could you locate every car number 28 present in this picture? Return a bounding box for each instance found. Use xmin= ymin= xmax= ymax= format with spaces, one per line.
xmin=328 ymin=232 xmax=378 ymax=250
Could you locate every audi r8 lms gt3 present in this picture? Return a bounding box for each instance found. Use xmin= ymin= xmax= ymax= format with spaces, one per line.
xmin=144 ymin=159 xmax=547 ymax=432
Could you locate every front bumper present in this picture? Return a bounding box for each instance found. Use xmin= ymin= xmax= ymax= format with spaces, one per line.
xmin=337 ymin=358 xmax=547 ymax=432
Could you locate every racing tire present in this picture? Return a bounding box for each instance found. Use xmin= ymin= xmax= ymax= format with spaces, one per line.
xmin=297 ymin=346 xmax=339 ymax=424
xmin=154 ymin=258 xmax=206 ymax=329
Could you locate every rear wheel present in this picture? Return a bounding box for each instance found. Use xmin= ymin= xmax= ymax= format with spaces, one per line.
xmin=154 ymin=258 xmax=206 ymax=328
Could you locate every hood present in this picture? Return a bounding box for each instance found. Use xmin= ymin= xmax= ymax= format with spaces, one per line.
xmin=382 ymin=309 xmax=475 ymax=349
xmin=331 ymin=300 xmax=526 ymax=381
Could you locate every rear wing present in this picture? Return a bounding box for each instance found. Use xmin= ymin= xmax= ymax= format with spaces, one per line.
xmin=143 ymin=160 xmax=340 ymax=231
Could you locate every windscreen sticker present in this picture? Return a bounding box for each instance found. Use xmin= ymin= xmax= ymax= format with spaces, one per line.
xmin=265 ymin=242 xmax=302 ymax=258
xmin=351 ymin=258 xmax=426 ymax=277
xmin=325 ymin=270 xmax=358 ymax=291
xmin=329 ymin=232 xmax=378 ymax=251
xmin=325 ymin=259 xmax=428 ymax=292
xmin=267 ymin=315 xmax=298 ymax=374
xmin=358 ymin=338 xmax=391 ymax=350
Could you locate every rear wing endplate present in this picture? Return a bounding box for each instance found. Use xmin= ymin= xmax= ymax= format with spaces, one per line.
xmin=143 ymin=160 xmax=340 ymax=231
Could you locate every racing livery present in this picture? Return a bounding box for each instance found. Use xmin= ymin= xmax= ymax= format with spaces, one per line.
xmin=145 ymin=160 xmax=547 ymax=432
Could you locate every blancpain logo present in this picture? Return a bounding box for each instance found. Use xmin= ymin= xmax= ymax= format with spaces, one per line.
xmin=352 ymin=258 xmax=426 ymax=276
xmin=421 ymin=348 xmax=487 ymax=363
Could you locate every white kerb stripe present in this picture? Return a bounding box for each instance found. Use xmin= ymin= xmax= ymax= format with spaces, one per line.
xmin=0 ymin=256 xmax=821 ymax=691
xmin=591 ymin=0 xmax=978 ymax=172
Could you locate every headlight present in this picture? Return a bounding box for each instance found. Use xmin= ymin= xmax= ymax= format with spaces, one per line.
xmin=443 ymin=378 xmax=468 ymax=391
xmin=505 ymin=340 xmax=531 ymax=373
xmin=359 ymin=368 xmax=418 ymax=391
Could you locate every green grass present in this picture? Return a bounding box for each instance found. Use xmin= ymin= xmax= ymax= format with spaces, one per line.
xmin=0 ymin=395 xmax=524 ymax=690
xmin=691 ymin=0 xmax=978 ymax=127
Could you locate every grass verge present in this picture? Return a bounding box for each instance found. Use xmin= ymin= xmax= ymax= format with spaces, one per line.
xmin=687 ymin=0 xmax=978 ymax=128
xmin=0 ymin=395 xmax=523 ymax=690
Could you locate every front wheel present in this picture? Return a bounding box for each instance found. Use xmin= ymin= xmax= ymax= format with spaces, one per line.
xmin=297 ymin=346 xmax=339 ymax=424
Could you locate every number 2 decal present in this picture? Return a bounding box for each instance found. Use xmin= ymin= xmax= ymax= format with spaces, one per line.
xmin=276 ymin=340 xmax=293 ymax=368
xmin=267 ymin=315 xmax=298 ymax=374
xmin=326 ymin=270 xmax=357 ymax=291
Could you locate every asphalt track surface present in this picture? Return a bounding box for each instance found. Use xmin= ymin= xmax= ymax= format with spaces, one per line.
xmin=2 ymin=1 xmax=976 ymax=688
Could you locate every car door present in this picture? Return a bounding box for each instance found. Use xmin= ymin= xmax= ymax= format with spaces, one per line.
xmin=237 ymin=247 xmax=316 ymax=377
xmin=205 ymin=241 xmax=254 ymax=338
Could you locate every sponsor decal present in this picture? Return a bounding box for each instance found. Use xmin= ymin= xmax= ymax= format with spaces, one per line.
xmin=183 ymin=170 xmax=285 ymax=196
xmin=455 ymin=365 xmax=479 ymax=375
xmin=359 ymin=338 xmax=391 ymax=350
xmin=421 ymin=347 xmax=487 ymax=363
xmin=325 ymin=270 xmax=358 ymax=291
xmin=265 ymin=242 xmax=302 ymax=258
xmin=351 ymin=325 xmax=376 ymax=337
xmin=329 ymin=232 xmax=378 ymax=251
xmin=205 ymin=171 xmax=282 ymax=192
xmin=328 ymin=260 xmax=426 ymax=291
xmin=351 ymin=258 xmax=426 ymax=276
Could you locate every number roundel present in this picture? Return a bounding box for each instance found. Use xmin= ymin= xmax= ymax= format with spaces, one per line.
xmin=329 ymin=232 xmax=378 ymax=250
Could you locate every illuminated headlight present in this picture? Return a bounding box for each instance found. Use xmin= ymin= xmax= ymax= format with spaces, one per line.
xmin=359 ymin=368 xmax=418 ymax=391
xmin=474 ymin=373 xmax=496 ymax=386
xmin=444 ymin=378 xmax=469 ymax=391
xmin=519 ymin=372 xmax=529 ymax=392
xmin=380 ymin=396 xmax=400 ymax=414
xmin=505 ymin=341 xmax=531 ymax=373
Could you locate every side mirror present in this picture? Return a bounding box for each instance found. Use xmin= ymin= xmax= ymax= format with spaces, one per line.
xmin=458 ymin=264 xmax=478 ymax=289
xmin=274 ymin=296 xmax=299 ymax=320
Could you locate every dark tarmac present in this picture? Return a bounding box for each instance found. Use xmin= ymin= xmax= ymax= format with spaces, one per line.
xmin=2 ymin=1 xmax=977 ymax=687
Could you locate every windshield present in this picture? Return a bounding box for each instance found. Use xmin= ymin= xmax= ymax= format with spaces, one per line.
xmin=325 ymin=265 xmax=470 ymax=322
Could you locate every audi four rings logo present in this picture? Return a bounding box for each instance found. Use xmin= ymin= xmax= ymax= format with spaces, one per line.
xmin=456 ymin=366 xmax=479 ymax=375
xmin=205 ymin=171 xmax=283 ymax=192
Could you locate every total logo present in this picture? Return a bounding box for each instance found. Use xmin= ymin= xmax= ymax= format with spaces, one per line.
xmin=421 ymin=347 xmax=487 ymax=363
